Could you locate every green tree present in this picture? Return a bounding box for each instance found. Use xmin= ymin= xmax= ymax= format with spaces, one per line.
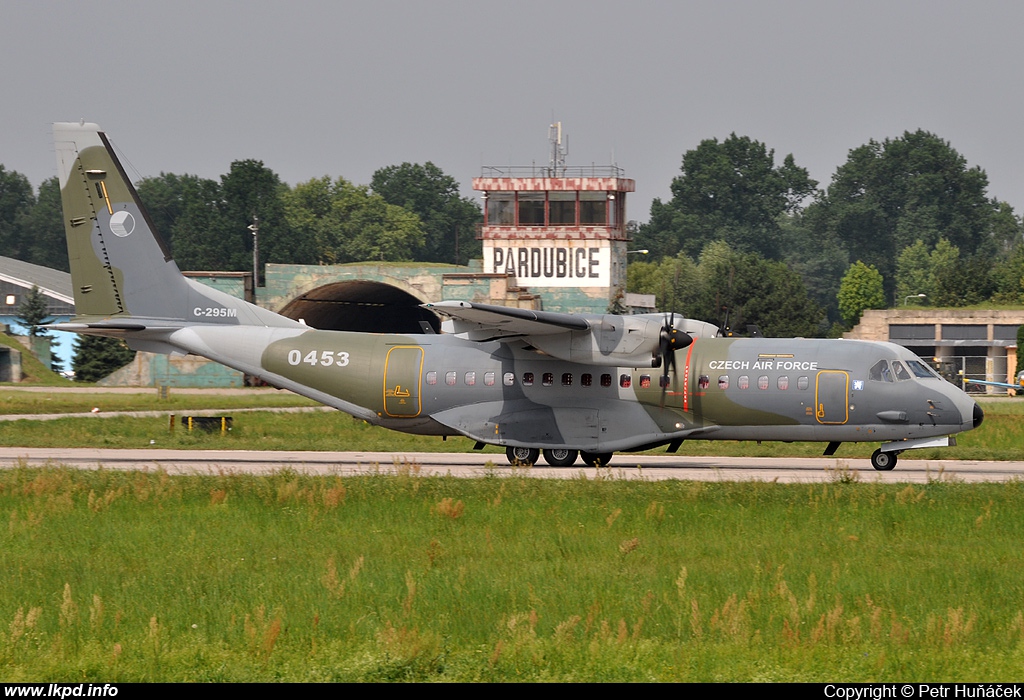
xmin=16 ymin=178 xmax=68 ymax=271
xmin=626 ymin=254 xmax=702 ymax=316
xmin=284 ymin=177 xmax=425 ymax=264
xmin=137 ymin=172 xmax=207 ymax=255
xmin=638 ymin=134 xmax=817 ymax=259
xmin=72 ymin=336 xmax=135 ymax=383
xmin=219 ymin=160 xmax=308 ymax=278
xmin=15 ymin=285 xmax=51 ymax=337
xmin=991 ymin=245 xmax=1024 ymax=304
xmin=371 ymin=162 xmax=482 ymax=264
xmin=0 ymin=165 xmax=35 ymax=261
xmin=837 ymin=261 xmax=886 ymax=328
xmin=778 ymin=209 xmax=849 ymax=324
xmin=165 ymin=176 xmax=232 ymax=271
xmin=691 ymin=241 xmax=823 ymax=337
xmin=811 ymin=130 xmax=995 ymax=302
xmin=895 ymin=240 xmax=934 ymax=303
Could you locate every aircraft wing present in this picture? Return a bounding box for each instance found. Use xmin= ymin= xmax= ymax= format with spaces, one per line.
xmin=424 ymin=300 xmax=688 ymax=368
xmin=423 ymin=300 xmax=590 ymax=341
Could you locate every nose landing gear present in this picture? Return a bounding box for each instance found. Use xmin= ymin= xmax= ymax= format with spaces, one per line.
xmin=870 ymin=448 xmax=898 ymax=471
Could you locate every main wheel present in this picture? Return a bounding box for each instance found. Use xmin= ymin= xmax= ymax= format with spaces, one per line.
xmin=506 ymin=446 xmax=540 ymax=466
xmin=580 ymin=451 xmax=613 ymax=468
xmin=543 ymin=448 xmax=578 ymax=467
xmin=871 ymin=448 xmax=897 ymax=471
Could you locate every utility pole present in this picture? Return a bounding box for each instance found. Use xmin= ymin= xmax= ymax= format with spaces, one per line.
xmin=247 ymin=215 xmax=259 ymax=303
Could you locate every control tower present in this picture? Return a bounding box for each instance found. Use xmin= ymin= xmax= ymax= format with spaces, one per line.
xmin=473 ymin=123 xmax=635 ymax=314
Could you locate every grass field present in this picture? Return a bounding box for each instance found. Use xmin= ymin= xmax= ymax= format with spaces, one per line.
xmin=1 ymin=467 xmax=1022 ymax=681
xmin=0 ymin=391 xmax=1019 ymax=461
xmin=0 ymin=388 xmax=317 ymax=415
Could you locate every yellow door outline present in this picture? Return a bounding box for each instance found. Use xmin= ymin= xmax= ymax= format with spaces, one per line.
xmin=814 ymin=370 xmax=849 ymax=425
xmin=383 ymin=346 xmax=423 ymax=418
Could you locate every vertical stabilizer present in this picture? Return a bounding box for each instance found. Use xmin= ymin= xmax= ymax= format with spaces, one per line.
xmin=54 ymin=122 xmax=189 ymax=320
xmin=52 ymin=122 xmax=300 ymax=330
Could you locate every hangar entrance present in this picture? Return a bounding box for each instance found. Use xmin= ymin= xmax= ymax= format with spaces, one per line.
xmin=277 ymin=281 xmax=441 ymax=334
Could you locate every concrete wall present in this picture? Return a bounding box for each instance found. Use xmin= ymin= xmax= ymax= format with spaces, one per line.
xmin=99 ymin=352 xmax=244 ymax=388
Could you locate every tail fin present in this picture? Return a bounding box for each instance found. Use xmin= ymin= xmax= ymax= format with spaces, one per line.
xmin=53 ymin=122 xmax=297 ymax=330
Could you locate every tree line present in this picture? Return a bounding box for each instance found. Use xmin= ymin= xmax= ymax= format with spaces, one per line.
xmin=0 ymin=161 xmax=483 ymax=277
xmin=631 ymin=130 xmax=1024 ymax=333
xmin=2 ymin=128 xmax=1022 ymax=345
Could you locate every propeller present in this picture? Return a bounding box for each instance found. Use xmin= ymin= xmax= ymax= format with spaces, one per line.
xmin=658 ymin=313 xmax=693 ymax=408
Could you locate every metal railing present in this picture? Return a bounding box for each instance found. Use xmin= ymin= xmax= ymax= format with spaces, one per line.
xmin=480 ymin=165 xmax=626 ymax=179
xmin=937 ymin=354 xmax=1012 ymax=393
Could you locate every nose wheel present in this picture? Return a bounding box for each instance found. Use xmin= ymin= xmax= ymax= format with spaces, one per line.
xmin=870 ymin=448 xmax=898 ymax=471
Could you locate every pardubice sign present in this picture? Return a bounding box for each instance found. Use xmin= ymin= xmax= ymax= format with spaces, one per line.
xmin=483 ymin=242 xmax=609 ymax=287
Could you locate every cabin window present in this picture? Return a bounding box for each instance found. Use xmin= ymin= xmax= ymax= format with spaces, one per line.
xmin=718 ymin=375 xmax=729 ymax=389
xmin=581 ymin=373 xmax=593 ymax=387
xmin=777 ymin=376 xmax=789 ymax=390
xmin=542 ymin=372 xmax=554 ymax=387
xmin=601 ymin=374 xmax=612 ymax=387
xmin=797 ymin=376 xmax=809 ymax=390
xmin=620 ymin=374 xmax=632 ymax=388
xmin=639 ymin=375 xmax=652 ymax=388
xmin=698 ymin=375 xmax=710 ymax=390
xmin=758 ymin=376 xmax=769 ymax=390
xmin=465 ymin=371 xmax=476 ymax=386
xmin=738 ymin=375 xmax=749 ymax=390
xmin=522 ymin=372 xmax=534 ymax=386
xmin=425 ymin=371 xmax=437 ymax=386
xmin=562 ymin=373 xmax=573 ymax=386
xmin=869 ymin=360 xmax=893 ymax=382
xmin=484 ymin=371 xmax=495 ymax=386
xmin=503 ymin=372 xmax=515 ymax=386
xmin=445 ymin=371 xmax=457 ymax=386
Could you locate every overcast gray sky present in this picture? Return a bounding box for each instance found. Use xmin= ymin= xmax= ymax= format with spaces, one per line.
xmin=3 ymin=0 xmax=1023 ymax=224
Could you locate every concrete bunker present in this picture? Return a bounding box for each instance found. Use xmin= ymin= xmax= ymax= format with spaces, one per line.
xmin=277 ymin=280 xmax=440 ymax=334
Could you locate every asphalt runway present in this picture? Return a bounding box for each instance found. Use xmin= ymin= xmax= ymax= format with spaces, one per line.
xmin=1 ymin=447 xmax=1021 ymax=483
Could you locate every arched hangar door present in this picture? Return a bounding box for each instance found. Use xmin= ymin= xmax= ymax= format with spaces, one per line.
xmin=277 ymin=280 xmax=441 ymax=334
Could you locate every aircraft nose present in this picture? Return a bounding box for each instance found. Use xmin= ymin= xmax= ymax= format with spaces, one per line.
xmin=973 ymin=402 xmax=984 ymax=429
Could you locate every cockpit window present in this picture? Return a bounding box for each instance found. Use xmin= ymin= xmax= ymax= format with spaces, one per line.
xmin=869 ymin=360 xmax=893 ymax=382
xmin=906 ymin=360 xmax=939 ymax=379
xmin=892 ymin=361 xmax=911 ymax=381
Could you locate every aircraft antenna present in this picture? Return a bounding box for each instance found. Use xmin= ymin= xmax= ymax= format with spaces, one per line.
xmin=548 ymin=122 xmax=567 ymax=176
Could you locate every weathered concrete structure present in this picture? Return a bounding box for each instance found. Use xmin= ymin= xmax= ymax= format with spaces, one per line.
xmin=474 ymin=167 xmax=635 ymax=315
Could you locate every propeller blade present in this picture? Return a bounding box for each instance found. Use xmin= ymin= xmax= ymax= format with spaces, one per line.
xmin=658 ymin=313 xmax=692 ymax=409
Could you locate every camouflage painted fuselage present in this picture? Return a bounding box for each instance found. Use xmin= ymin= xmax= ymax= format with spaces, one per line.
xmin=252 ymin=328 xmax=979 ymax=453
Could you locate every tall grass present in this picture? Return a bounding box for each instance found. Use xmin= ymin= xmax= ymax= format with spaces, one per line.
xmin=1 ymin=467 xmax=1023 ymax=681
xmin=0 ymin=398 xmax=1019 ymax=460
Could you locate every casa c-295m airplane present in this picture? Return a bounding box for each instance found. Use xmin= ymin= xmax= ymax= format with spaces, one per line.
xmin=49 ymin=122 xmax=983 ymax=471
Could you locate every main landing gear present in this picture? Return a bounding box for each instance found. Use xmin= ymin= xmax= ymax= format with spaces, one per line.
xmin=504 ymin=447 xmax=613 ymax=468
xmin=870 ymin=448 xmax=898 ymax=471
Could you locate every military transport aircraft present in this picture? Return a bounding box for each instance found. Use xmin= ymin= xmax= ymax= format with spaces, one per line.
xmin=49 ymin=122 xmax=983 ymax=471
